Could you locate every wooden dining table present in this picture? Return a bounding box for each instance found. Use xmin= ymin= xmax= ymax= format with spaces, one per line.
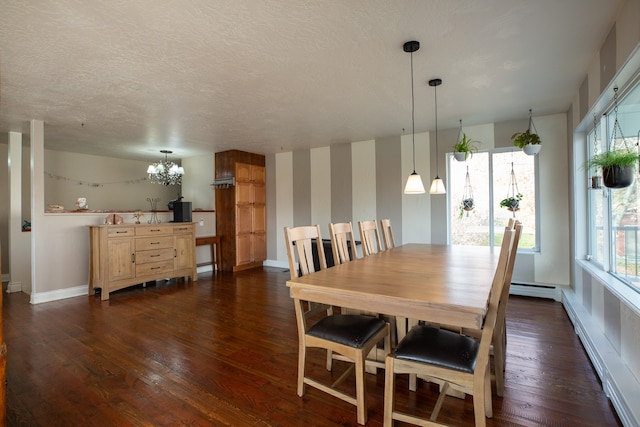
xmin=286 ymin=243 xmax=501 ymax=331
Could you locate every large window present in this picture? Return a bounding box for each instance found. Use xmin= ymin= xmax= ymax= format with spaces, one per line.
xmin=586 ymin=82 xmax=640 ymax=293
xmin=449 ymin=148 xmax=537 ymax=250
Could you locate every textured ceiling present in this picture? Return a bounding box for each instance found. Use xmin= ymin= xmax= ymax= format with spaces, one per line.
xmin=0 ymin=0 xmax=623 ymax=162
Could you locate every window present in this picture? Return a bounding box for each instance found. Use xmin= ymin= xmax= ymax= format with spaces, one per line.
xmin=449 ymin=148 xmax=537 ymax=250
xmin=586 ymin=82 xmax=640 ymax=293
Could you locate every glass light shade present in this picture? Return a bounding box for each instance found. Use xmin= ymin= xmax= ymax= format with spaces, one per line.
xmin=147 ymin=165 xmax=156 ymax=174
xmin=169 ymin=164 xmax=180 ymax=175
xmin=404 ymin=172 xmax=425 ymax=194
xmin=429 ymin=177 xmax=446 ymax=194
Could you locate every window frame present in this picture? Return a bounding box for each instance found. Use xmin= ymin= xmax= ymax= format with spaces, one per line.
xmin=446 ymin=146 xmax=540 ymax=252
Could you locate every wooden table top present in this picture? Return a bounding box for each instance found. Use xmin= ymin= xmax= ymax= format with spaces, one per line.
xmin=286 ymin=244 xmax=501 ymax=330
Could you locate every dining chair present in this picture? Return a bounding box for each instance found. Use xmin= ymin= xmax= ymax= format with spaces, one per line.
xmin=328 ymin=222 xmax=358 ymax=264
xmin=285 ymin=225 xmax=391 ymax=425
xmin=358 ymin=220 xmax=383 ymax=256
xmin=490 ymin=220 xmax=523 ymax=396
xmin=379 ymin=218 xmax=396 ymax=250
xmin=383 ymin=227 xmax=516 ymax=427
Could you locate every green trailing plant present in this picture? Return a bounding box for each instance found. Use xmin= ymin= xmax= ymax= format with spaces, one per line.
xmin=511 ymin=129 xmax=541 ymax=149
xmin=453 ymin=133 xmax=480 ymax=159
xmin=499 ymin=193 xmax=522 ymax=210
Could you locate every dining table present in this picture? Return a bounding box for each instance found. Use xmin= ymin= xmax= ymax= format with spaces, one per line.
xmin=286 ymin=243 xmax=501 ymax=331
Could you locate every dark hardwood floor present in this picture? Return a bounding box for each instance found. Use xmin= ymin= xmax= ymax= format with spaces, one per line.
xmin=3 ymin=267 xmax=622 ymax=426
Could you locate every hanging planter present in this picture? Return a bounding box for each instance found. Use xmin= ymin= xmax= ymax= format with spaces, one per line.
xmin=602 ymin=164 xmax=634 ymax=188
xmin=511 ymin=109 xmax=541 ymax=156
xmin=583 ymin=87 xmax=639 ymax=189
xmin=453 ymin=120 xmax=479 ymax=162
xmin=499 ymin=162 xmax=522 ymax=217
xmin=458 ymin=166 xmax=475 ymax=219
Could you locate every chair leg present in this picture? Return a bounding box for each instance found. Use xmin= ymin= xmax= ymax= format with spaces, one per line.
xmin=355 ymin=351 xmax=367 ymax=425
xmin=383 ymin=356 xmax=395 ymax=427
xmin=297 ymin=343 xmax=306 ymax=397
xmin=473 ymin=370 xmax=488 ymax=427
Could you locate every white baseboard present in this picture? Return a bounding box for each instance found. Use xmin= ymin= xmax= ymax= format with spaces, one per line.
xmin=197 ymin=265 xmax=214 ymax=274
xmin=7 ymin=281 xmax=23 ymax=293
xmin=510 ymin=282 xmax=562 ymax=301
xmin=263 ymin=259 xmax=289 ymax=269
xmin=30 ymin=285 xmax=89 ymax=304
xmin=563 ymin=289 xmax=639 ymax=427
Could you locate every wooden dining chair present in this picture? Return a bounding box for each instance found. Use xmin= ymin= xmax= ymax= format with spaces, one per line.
xmin=328 ymin=222 xmax=358 ymax=264
xmin=383 ymin=227 xmax=516 ymax=427
xmin=285 ymin=225 xmax=391 ymax=425
xmin=358 ymin=220 xmax=383 ymax=256
xmin=379 ymin=218 xmax=396 ymax=250
xmin=490 ymin=220 xmax=523 ymax=396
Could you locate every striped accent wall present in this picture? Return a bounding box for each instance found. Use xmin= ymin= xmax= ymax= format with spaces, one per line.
xmin=267 ymin=131 xmax=432 ymax=267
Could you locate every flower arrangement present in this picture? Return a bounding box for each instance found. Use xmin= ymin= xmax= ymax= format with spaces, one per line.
xmin=132 ymin=211 xmax=145 ymax=224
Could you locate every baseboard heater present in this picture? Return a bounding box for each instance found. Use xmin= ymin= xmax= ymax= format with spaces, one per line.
xmin=510 ymin=282 xmax=561 ymax=301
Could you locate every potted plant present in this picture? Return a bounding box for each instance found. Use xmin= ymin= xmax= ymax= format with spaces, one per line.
xmin=453 ymin=133 xmax=480 ymax=161
xmin=584 ymin=149 xmax=639 ymax=189
xmin=511 ymin=129 xmax=541 ymax=155
xmin=500 ymin=193 xmax=522 ymax=211
xmin=458 ymin=198 xmax=475 ymax=219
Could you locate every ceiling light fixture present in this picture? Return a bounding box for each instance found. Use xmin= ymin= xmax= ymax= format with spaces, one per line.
xmin=147 ymin=150 xmax=184 ymax=186
xmin=403 ymin=40 xmax=425 ymax=194
xmin=429 ymin=78 xmax=446 ymax=195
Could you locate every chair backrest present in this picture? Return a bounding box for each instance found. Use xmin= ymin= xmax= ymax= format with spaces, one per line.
xmin=328 ymin=222 xmax=357 ymax=264
xmin=496 ymin=221 xmax=523 ymax=327
xmin=482 ymin=227 xmax=516 ymax=338
xmin=358 ymin=220 xmax=383 ymax=256
xmin=284 ymin=225 xmax=327 ymax=280
xmin=379 ymin=219 xmax=396 ymax=250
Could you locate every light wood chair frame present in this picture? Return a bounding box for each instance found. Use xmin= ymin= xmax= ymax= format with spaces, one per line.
xmin=383 ymin=228 xmax=516 ymax=427
xmin=284 ymin=225 xmax=327 ymax=280
xmin=329 ymin=222 xmax=358 ymax=264
xmin=380 ymin=218 xmax=396 ymax=250
xmin=358 ymin=220 xmax=383 ymax=256
xmin=286 ymin=225 xmax=391 ymax=425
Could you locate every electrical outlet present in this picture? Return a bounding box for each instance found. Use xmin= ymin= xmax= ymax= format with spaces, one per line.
xmin=199 ymin=218 xmax=204 ymax=226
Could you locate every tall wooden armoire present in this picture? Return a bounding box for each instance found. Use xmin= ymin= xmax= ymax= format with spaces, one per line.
xmin=214 ymin=150 xmax=266 ymax=272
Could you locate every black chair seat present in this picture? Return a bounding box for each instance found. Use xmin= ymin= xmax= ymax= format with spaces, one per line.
xmin=394 ymin=325 xmax=479 ymax=373
xmin=307 ymin=314 xmax=387 ymax=349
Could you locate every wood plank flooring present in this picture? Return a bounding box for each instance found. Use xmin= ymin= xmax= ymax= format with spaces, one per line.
xmin=3 ymin=267 xmax=622 ymax=426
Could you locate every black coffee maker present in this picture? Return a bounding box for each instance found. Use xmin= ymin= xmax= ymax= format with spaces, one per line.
xmin=168 ymin=196 xmax=192 ymax=222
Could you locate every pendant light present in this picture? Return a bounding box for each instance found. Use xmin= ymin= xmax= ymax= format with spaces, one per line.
xmin=429 ymin=78 xmax=446 ymax=194
xmin=403 ymin=40 xmax=425 ymax=194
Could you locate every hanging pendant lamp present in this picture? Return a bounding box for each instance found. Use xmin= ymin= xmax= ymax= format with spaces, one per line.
xmin=403 ymin=40 xmax=425 ymax=194
xmin=429 ymin=78 xmax=446 ymax=194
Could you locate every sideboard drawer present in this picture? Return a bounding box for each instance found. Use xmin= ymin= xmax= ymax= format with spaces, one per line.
xmin=107 ymin=227 xmax=135 ymax=237
xmin=173 ymin=225 xmax=193 ymax=234
xmin=135 ymin=236 xmax=173 ymax=251
xmin=135 ymin=248 xmax=174 ymax=264
xmin=136 ymin=226 xmax=173 ymax=236
xmin=136 ymin=259 xmax=174 ymax=276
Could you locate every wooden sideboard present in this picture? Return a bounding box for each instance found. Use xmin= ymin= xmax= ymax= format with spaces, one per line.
xmin=89 ymin=223 xmax=197 ymax=300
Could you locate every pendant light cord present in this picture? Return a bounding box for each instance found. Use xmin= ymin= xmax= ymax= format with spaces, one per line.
xmin=410 ymin=50 xmax=416 ymax=172
xmin=434 ymin=83 xmax=439 ymax=176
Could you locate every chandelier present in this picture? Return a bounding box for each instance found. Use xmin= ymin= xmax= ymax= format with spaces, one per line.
xmin=146 ymin=150 xmax=184 ymax=186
